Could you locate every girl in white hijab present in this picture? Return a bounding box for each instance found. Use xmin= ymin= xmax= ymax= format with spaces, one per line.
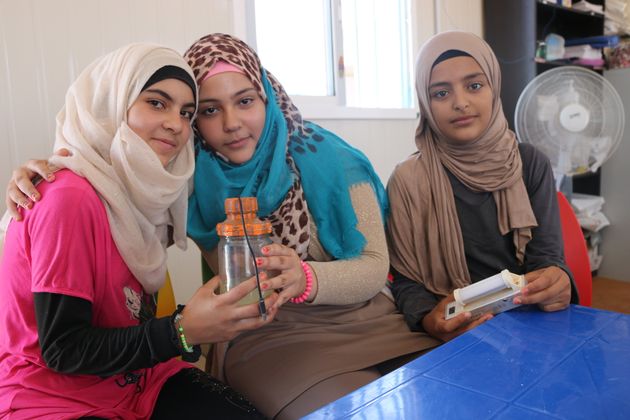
xmin=0 ymin=43 xmax=272 ymax=419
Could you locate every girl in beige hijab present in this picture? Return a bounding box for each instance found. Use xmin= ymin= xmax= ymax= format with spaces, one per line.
xmin=387 ymin=31 xmax=576 ymax=342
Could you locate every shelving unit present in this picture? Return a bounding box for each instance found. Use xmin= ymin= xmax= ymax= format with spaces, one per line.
xmin=537 ymin=0 xmax=604 ymax=17
xmin=483 ymin=0 xmax=605 ymax=196
xmin=484 ymin=0 xmax=608 ymax=273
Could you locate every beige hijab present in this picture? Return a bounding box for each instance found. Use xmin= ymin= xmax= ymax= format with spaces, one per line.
xmin=2 ymin=44 xmax=196 ymax=294
xmin=387 ymin=31 xmax=537 ymax=296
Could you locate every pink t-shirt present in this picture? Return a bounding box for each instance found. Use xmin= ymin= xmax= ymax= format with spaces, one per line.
xmin=0 ymin=170 xmax=188 ymax=419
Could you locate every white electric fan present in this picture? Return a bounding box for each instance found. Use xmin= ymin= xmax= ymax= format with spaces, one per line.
xmin=514 ymin=66 xmax=624 ymax=193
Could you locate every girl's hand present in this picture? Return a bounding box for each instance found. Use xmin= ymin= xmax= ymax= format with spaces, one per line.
xmin=516 ymin=266 xmax=571 ymax=312
xmin=5 ymin=149 xmax=70 ymax=220
xmin=422 ymin=294 xmax=493 ymax=342
xmin=255 ymin=243 xmax=317 ymax=308
xmin=179 ymin=275 xmax=278 ymax=345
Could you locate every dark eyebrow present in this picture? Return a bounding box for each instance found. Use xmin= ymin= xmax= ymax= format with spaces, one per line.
xmin=428 ymin=81 xmax=450 ymax=90
xmin=463 ymin=72 xmax=486 ymax=80
xmin=144 ymin=88 xmax=195 ymax=109
xmin=199 ymin=87 xmax=257 ymax=104
xmin=429 ymin=72 xmax=487 ymax=90
xmin=144 ymin=88 xmax=173 ymax=102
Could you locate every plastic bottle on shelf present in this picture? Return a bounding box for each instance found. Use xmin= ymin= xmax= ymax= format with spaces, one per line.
xmin=545 ymin=33 xmax=565 ymax=61
xmin=217 ymin=197 xmax=273 ymax=306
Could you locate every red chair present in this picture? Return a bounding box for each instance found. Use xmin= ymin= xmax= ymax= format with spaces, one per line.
xmin=556 ymin=191 xmax=592 ymax=306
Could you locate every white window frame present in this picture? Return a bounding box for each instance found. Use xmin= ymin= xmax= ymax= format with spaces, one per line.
xmin=231 ymin=0 xmax=418 ymax=120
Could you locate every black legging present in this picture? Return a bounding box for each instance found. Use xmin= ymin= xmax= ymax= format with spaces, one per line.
xmin=82 ymin=368 xmax=265 ymax=420
xmin=153 ymin=368 xmax=265 ymax=419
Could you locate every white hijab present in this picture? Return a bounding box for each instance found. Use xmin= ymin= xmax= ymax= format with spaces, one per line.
xmin=2 ymin=43 xmax=196 ymax=293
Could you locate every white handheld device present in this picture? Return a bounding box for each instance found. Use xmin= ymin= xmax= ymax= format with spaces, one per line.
xmin=445 ymin=270 xmax=526 ymax=321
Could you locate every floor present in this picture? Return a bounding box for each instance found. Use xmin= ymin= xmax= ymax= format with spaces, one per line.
xmin=592 ymin=276 xmax=630 ymax=314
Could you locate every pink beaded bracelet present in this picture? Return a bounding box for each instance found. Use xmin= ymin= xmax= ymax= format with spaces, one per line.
xmin=290 ymin=261 xmax=313 ymax=304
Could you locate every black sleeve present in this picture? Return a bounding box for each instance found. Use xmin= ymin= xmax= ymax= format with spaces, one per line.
xmin=520 ymin=143 xmax=579 ymax=304
xmin=390 ymin=268 xmax=440 ymax=332
xmin=34 ymin=292 xmax=183 ymax=377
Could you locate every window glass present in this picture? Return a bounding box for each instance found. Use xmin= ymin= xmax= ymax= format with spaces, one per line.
xmin=253 ymin=0 xmax=413 ymax=109
xmin=254 ymin=0 xmax=334 ymax=96
xmin=340 ymin=0 xmax=413 ymax=108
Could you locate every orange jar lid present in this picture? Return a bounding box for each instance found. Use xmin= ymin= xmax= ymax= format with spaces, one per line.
xmin=224 ymin=197 xmax=258 ymax=214
xmin=216 ymin=197 xmax=272 ymax=237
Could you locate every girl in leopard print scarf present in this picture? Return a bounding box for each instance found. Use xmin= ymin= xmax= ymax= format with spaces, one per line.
xmin=186 ymin=33 xmax=387 ymax=261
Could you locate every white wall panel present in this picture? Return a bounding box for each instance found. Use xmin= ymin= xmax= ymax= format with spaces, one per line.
xmin=601 ymin=69 xmax=630 ymax=282
xmin=435 ymin=0 xmax=483 ymax=36
xmin=412 ymin=0 xmax=436 ymax=55
xmin=314 ymin=118 xmax=418 ymax=185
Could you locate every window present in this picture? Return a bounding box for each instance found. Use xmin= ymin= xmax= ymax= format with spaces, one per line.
xmin=242 ymin=0 xmax=415 ymax=119
xmin=254 ymin=0 xmax=335 ymax=97
xmin=339 ymin=0 xmax=413 ymax=109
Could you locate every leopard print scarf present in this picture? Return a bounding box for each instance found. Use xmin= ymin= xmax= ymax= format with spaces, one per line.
xmin=184 ymin=33 xmax=310 ymax=258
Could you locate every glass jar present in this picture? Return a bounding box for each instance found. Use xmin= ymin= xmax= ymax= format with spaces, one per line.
xmin=217 ymin=197 xmax=273 ymax=306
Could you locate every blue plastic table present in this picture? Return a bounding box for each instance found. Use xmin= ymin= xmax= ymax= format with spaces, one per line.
xmin=304 ymin=305 xmax=630 ymax=419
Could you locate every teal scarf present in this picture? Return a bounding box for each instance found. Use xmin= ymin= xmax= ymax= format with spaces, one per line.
xmin=187 ymin=70 xmax=387 ymax=259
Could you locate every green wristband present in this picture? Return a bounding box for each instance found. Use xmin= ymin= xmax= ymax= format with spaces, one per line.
xmin=174 ymin=313 xmax=194 ymax=353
